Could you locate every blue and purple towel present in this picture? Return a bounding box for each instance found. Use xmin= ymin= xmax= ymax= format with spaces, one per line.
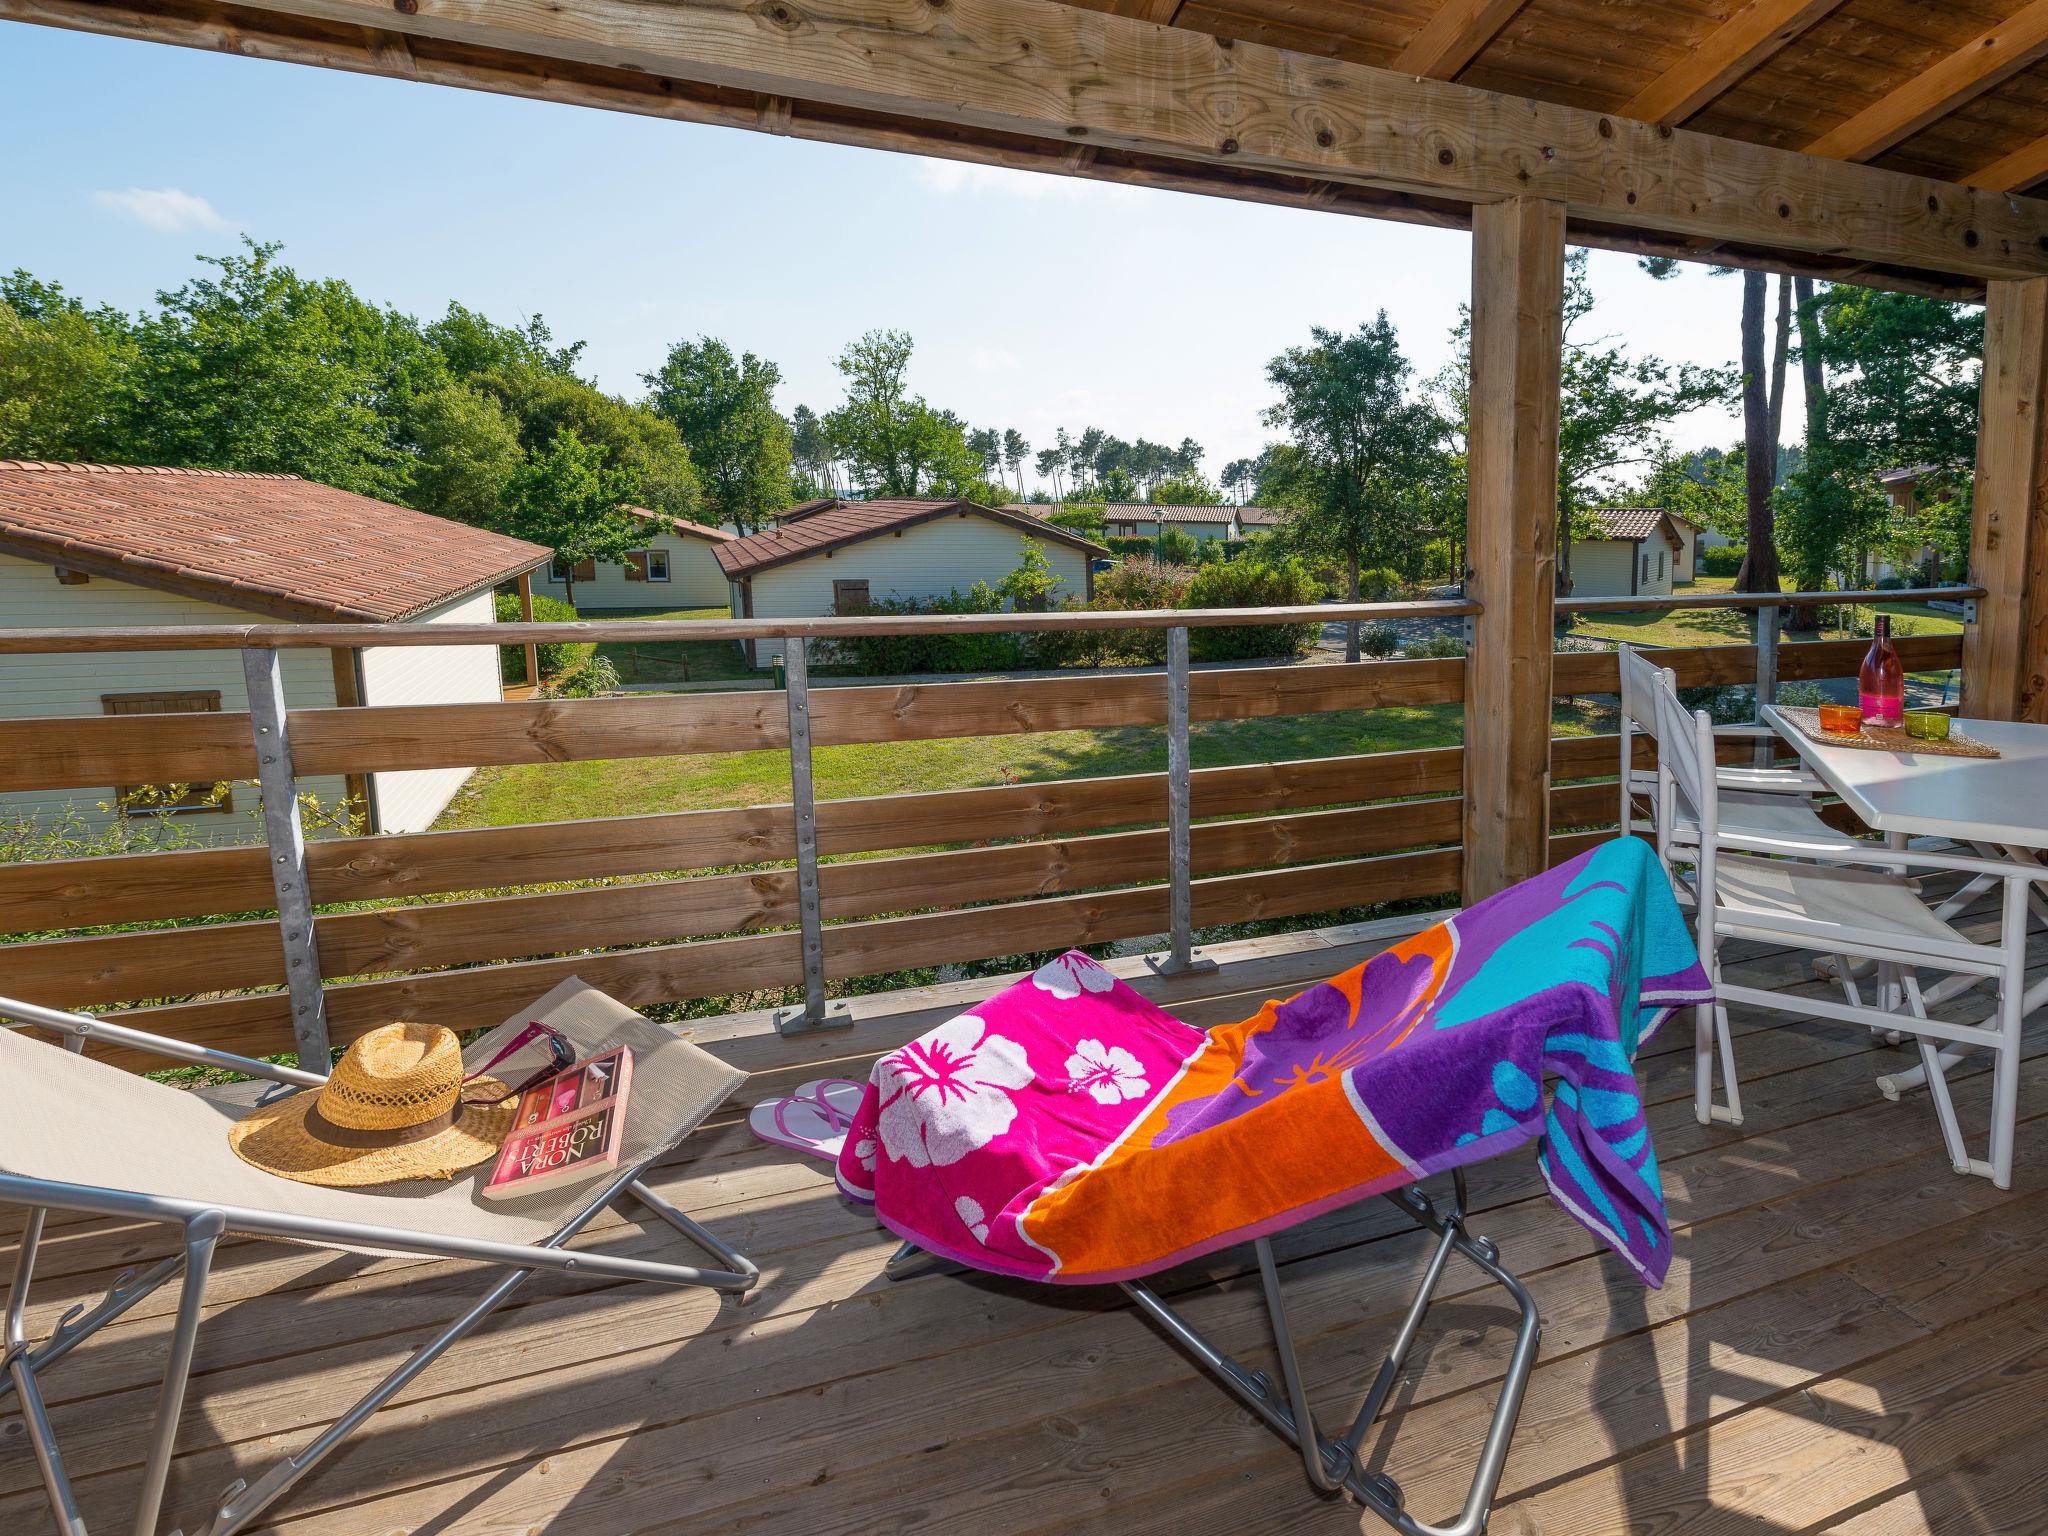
xmin=837 ymin=837 xmax=1712 ymax=1287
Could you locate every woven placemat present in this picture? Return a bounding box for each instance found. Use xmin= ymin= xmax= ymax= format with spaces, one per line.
xmin=1776 ymin=706 xmax=1999 ymax=759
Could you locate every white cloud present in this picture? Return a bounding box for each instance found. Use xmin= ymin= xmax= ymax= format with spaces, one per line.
xmin=971 ymin=346 xmax=1019 ymax=372
xmin=92 ymin=187 xmax=233 ymax=233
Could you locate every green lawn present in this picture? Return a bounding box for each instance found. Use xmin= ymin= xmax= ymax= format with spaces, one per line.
xmin=438 ymin=698 xmax=1614 ymax=829
xmin=580 ymin=606 xmax=756 ymax=685
xmin=1567 ymin=575 xmax=1963 ymax=649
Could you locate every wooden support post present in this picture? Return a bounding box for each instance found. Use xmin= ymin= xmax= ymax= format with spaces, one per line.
xmin=517 ymin=570 xmax=540 ymax=691
xmin=1963 ymin=278 xmax=2048 ymax=723
xmin=1463 ymin=197 xmax=1565 ymax=904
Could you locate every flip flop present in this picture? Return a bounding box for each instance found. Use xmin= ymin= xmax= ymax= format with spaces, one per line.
xmin=748 ymin=1077 xmax=868 ymax=1161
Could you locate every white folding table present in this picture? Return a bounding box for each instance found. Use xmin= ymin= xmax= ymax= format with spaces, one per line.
xmin=1762 ymin=707 xmax=2048 ymax=1093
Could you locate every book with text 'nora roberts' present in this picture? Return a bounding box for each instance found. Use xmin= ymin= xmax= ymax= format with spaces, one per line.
xmin=480 ymin=1045 xmax=634 ymax=1201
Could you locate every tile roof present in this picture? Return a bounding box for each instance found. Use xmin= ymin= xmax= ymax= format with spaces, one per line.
xmin=1582 ymin=506 xmax=1686 ymax=546
xmin=1007 ymin=503 xmax=1288 ymax=527
xmin=719 ymin=498 xmax=1109 ymax=578
xmin=0 ymin=461 xmax=550 ymax=623
xmin=635 ymin=507 xmax=737 ymax=542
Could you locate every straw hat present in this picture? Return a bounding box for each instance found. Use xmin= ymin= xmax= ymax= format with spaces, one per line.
xmin=229 ymin=1022 xmax=520 ymax=1187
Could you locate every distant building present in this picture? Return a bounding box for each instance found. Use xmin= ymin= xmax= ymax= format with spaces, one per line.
xmin=0 ymin=460 xmax=547 ymax=842
xmin=1008 ymin=504 xmax=1286 ymax=542
xmin=1864 ymin=464 xmax=1955 ymax=583
xmin=1568 ymin=507 xmax=1698 ymax=598
xmin=537 ymin=509 xmax=735 ymax=609
xmin=718 ymin=497 xmax=1109 ymax=667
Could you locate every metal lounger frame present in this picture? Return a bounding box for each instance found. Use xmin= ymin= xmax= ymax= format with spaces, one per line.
xmin=0 ymin=1000 xmax=758 ymax=1536
xmin=886 ymin=1168 xmax=1540 ymax=1536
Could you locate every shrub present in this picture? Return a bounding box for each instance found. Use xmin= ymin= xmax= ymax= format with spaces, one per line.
xmin=1357 ymin=567 xmax=1403 ymax=602
xmin=1106 ymin=536 xmax=1155 ymax=560
xmin=1093 ymin=556 xmax=1192 ymax=610
xmin=1154 ymin=526 xmax=1200 ymax=565
xmin=1356 ymin=623 xmax=1401 ymax=658
xmin=1873 ymin=573 xmax=1909 ymax=591
xmin=1697 ymin=544 xmax=1745 ymax=579
xmin=543 ymin=653 xmax=621 ymax=698
xmin=822 ymin=585 xmax=1032 ymax=675
xmin=496 ymin=589 xmax=588 ymax=684
xmin=1404 ymin=632 xmax=1467 ymax=660
xmin=1185 ymin=558 xmax=1322 ymax=662
xmin=1776 ymin=681 xmax=1829 ymax=708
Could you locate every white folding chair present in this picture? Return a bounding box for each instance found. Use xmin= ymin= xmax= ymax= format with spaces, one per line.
xmin=0 ymin=979 xmax=757 ymax=1536
xmin=1643 ymin=666 xmax=2044 ymax=1187
xmin=1616 ymin=644 xmax=1853 ymax=869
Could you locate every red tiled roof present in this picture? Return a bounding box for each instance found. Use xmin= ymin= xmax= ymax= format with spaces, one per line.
xmin=719 ymin=498 xmax=1109 ymax=579
xmin=0 ymin=461 xmax=550 ymax=623
xmin=1010 ymin=502 xmax=1287 ymax=528
xmin=633 ymin=507 xmax=736 ymax=542
xmin=1584 ymin=506 xmax=1686 ymax=547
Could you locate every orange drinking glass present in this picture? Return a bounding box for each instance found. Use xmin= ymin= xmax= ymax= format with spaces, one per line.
xmin=1817 ymin=703 xmax=1863 ymax=735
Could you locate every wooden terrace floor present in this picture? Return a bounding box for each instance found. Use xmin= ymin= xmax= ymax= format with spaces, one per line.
xmin=6 ymin=895 xmax=2048 ymax=1534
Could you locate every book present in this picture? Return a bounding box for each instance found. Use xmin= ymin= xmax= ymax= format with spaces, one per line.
xmin=480 ymin=1045 xmax=634 ymax=1201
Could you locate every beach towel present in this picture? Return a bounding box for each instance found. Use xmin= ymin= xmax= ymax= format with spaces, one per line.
xmin=835 ymin=836 xmax=1712 ymax=1288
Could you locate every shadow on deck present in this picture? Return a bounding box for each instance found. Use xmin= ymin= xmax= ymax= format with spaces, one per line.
xmin=5 ymin=898 xmax=2046 ymax=1535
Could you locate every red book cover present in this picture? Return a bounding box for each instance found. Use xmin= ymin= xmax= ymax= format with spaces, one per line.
xmin=481 ymin=1046 xmax=633 ymax=1201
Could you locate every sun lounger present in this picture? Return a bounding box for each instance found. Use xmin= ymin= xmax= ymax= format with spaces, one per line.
xmin=836 ymin=837 xmax=1712 ymax=1535
xmin=0 ymin=977 xmax=756 ymax=1536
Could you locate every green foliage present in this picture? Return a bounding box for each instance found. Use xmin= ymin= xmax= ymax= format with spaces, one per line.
xmin=641 ymin=336 xmax=792 ymax=534
xmin=995 ymin=538 xmax=1067 ymax=610
xmin=1183 ymin=557 xmax=1321 ymax=661
xmin=1149 ymin=472 xmax=1222 ymax=505
xmin=1698 ymin=544 xmax=1746 ymax=578
xmin=122 ymin=239 xmax=416 ymax=498
xmin=0 ymin=273 xmax=136 ymax=461
xmin=494 ymin=590 xmax=587 ymax=683
xmin=1637 ymin=446 xmax=1748 ymax=543
xmin=1810 ymin=287 xmax=1981 ymax=479
xmin=1045 ymin=503 xmax=1108 ymax=541
xmin=1356 ymin=623 xmax=1401 ymax=658
xmin=498 ymin=427 xmax=645 ymax=585
xmin=544 ymin=652 xmax=622 ymax=698
xmin=405 ymin=378 xmax=523 ymax=527
xmin=1106 ymin=536 xmax=1154 ymax=559
xmin=1154 ymin=525 xmax=1200 ymax=565
xmin=823 ymin=330 xmax=996 ymax=499
xmin=1092 ymin=555 xmax=1191 ymax=610
xmin=1773 ymin=443 xmax=1891 ymax=594
xmin=1405 ymin=632 xmax=1468 ymax=660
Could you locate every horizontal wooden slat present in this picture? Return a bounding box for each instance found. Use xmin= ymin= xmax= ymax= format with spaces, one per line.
xmin=8 ymin=798 xmax=1473 ymax=1008
xmin=809 ymin=672 xmax=1162 ymax=744
xmin=1554 ymin=633 xmax=1963 ymax=696
xmin=3 ymin=749 xmax=1468 ymax=932
xmin=1194 ymin=659 xmax=1464 ymax=717
xmin=1778 ymin=632 xmax=1962 ymax=678
xmin=0 ymin=710 xmax=257 ymax=793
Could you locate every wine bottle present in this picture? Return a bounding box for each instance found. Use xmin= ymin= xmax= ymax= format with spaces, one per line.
xmin=1858 ymin=613 xmax=1904 ymax=726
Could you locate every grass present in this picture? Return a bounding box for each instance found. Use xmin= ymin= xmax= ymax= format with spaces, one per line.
xmin=1566 ymin=574 xmax=1964 ymax=649
xmin=438 ymin=697 xmax=1616 ymax=828
xmin=581 ymin=606 xmax=757 ymax=685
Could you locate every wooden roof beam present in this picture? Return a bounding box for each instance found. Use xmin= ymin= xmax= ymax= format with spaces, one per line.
xmin=1971 ymin=133 xmax=2048 ymax=194
xmin=9 ymin=0 xmax=2048 ymax=282
xmin=1620 ymin=0 xmax=1846 ymax=126
xmin=1393 ymin=0 xmax=1532 ymax=80
xmin=1806 ymin=0 xmax=2048 ymax=162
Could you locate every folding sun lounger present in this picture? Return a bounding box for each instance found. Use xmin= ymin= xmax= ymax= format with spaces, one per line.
xmin=836 ymin=837 xmax=1713 ymax=1536
xmin=0 ymin=978 xmax=756 ymax=1536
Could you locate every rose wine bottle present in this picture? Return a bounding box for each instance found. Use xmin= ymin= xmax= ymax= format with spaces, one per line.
xmin=1858 ymin=613 xmax=1904 ymax=726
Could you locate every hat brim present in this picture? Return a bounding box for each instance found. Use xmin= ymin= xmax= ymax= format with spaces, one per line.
xmin=228 ymin=1078 xmax=520 ymax=1188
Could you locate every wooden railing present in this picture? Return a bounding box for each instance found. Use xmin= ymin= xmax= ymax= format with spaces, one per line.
xmin=0 ymin=590 xmax=1976 ymax=1070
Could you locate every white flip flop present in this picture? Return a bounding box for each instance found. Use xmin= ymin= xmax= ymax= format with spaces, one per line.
xmin=747 ymin=1078 xmax=868 ymax=1161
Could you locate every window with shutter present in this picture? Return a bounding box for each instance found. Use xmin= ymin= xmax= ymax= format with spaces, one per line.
xmin=833 ymin=579 xmax=872 ymax=614
xmin=101 ymin=691 xmax=233 ymax=815
xmin=624 ymin=550 xmax=649 ymax=582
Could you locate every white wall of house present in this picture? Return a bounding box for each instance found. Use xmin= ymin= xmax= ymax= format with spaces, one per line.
xmin=539 ymin=528 xmax=730 ymax=610
xmin=1671 ymin=522 xmax=1698 ymax=583
xmin=357 ymin=587 xmax=504 ymax=834
xmin=742 ymin=514 xmax=1093 ymax=666
xmin=1569 ymin=539 xmax=1639 ymax=599
xmin=0 ymin=552 xmax=349 ymax=848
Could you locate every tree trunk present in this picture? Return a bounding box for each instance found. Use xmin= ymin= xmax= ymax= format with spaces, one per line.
xmin=1735 ymin=270 xmax=1782 ymax=595
xmin=1766 ymin=273 xmax=1791 ymax=485
xmin=1789 ymin=274 xmax=1830 ymax=632
xmin=1345 ymin=548 xmax=1361 ymax=664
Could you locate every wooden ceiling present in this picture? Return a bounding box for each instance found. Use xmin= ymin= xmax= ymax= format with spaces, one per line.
xmin=10 ymin=0 xmax=2048 ymax=296
xmin=1099 ymin=0 xmax=2048 ymax=193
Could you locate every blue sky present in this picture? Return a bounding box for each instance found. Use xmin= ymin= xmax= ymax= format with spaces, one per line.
xmin=3 ymin=21 xmax=1779 ymax=494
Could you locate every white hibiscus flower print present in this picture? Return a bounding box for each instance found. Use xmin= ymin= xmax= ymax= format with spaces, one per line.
xmin=874 ymin=1014 xmax=1035 ymax=1169
xmin=954 ymin=1194 xmax=991 ymax=1243
xmin=1032 ymin=952 xmax=1116 ymax=1001
xmin=852 ymin=1133 xmax=877 ymax=1172
xmin=1065 ymin=1039 xmax=1150 ymax=1106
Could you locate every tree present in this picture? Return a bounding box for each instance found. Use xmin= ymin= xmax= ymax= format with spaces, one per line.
xmin=122 ymin=238 xmax=414 ymax=498
xmin=966 ymin=427 xmax=1002 ymax=482
xmin=403 ymin=378 xmax=523 ymax=527
xmin=1034 ymin=446 xmax=1065 ymax=501
xmin=1220 ymin=457 xmax=1255 ymax=505
xmin=1260 ymin=313 xmax=1445 ymax=662
xmin=497 ymin=427 xmax=643 ymax=603
xmin=789 ymin=404 xmax=837 ymax=498
xmin=824 ymin=330 xmax=1005 ymax=500
xmin=1733 ymin=271 xmax=1784 ymax=593
xmin=0 ymin=273 xmax=135 ymax=461
xmin=1002 ymin=428 xmax=1029 ymax=498
xmin=1150 ymin=472 xmax=1222 ymax=505
xmin=1045 ymin=503 xmax=1107 ymax=541
xmin=641 ymin=337 xmax=792 ymax=533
